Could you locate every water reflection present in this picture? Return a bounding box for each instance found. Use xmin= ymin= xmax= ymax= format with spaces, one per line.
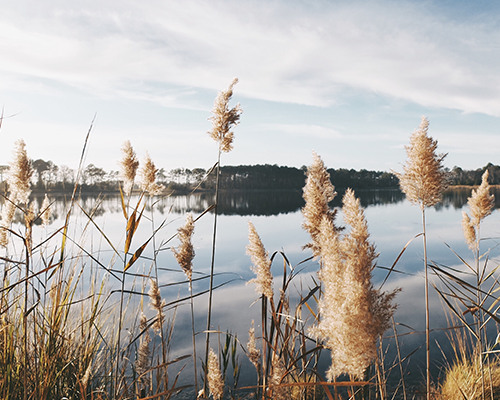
xmin=4 ymin=187 xmax=499 ymax=398
xmin=16 ymin=187 xmax=494 ymax=220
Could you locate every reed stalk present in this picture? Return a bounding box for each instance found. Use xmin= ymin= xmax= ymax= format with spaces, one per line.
xmin=204 ymin=78 xmax=242 ymax=392
xmin=395 ymin=116 xmax=448 ymax=400
xmin=172 ymin=213 xmax=198 ymax=394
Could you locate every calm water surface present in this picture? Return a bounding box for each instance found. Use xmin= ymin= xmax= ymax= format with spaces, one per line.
xmin=13 ymin=188 xmax=500 ymax=396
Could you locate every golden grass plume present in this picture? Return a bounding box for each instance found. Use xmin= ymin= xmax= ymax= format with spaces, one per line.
xmin=172 ymin=213 xmax=195 ymax=283
xmin=246 ymin=221 xmax=274 ymax=300
xmin=395 ymin=116 xmax=448 ymax=209
xmin=139 ymin=152 xmax=164 ymax=196
xmin=207 ymin=348 xmax=225 ymax=400
xmin=208 ymin=78 xmax=242 ymax=153
xmin=311 ymin=188 xmax=398 ymax=380
xmin=119 ymin=140 xmax=139 ymax=195
xmin=302 ymin=151 xmax=337 ymax=258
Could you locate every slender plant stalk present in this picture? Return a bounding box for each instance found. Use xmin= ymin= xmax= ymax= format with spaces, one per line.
xmin=392 ymin=316 xmax=407 ymax=400
xmin=261 ymin=295 xmax=267 ymax=400
xmin=422 ymin=208 xmax=431 ymax=400
xmin=114 ymin=254 xmax=128 ymax=396
xmin=475 ymin=225 xmax=485 ymax=400
xmin=189 ymin=282 xmax=199 ymax=394
xmin=205 ymin=151 xmax=221 ymax=388
xmin=23 ymin=236 xmax=29 ymax=400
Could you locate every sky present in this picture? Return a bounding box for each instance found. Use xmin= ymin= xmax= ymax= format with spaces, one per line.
xmin=0 ymin=0 xmax=499 ymax=174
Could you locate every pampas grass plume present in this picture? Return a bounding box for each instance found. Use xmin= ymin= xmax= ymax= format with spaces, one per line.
xmin=148 ymin=279 xmax=166 ymax=333
xmin=468 ymin=170 xmax=494 ymax=226
xmin=8 ymin=139 xmax=33 ymax=205
xmin=302 ymin=151 xmax=337 ymax=258
xmin=246 ymin=221 xmax=274 ymax=300
xmin=396 ymin=116 xmax=448 ymax=209
xmin=270 ymin=355 xmax=289 ymax=400
xmin=172 ymin=213 xmax=195 ymax=283
xmin=207 ymin=348 xmax=224 ymax=400
xmin=0 ymin=140 xmax=33 ymax=247
xmin=462 ymin=170 xmax=494 ymax=250
xmin=208 ymin=78 xmax=242 ymax=153
xmin=119 ymin=140 xmax=139 ymax=195
xmin=136 ymin=313 xmax=151 ymax=387
xmin=40 ymin=194 xmax=51 ymax=227
xmin=312 ymin=188 xmax=397 ymax=380
xmin=462 ymin=211 xmax=477 ymax=250
xmin=140 ymin=152 xmax=164 ymax=196
xmin=0 ymin=199 xmax=15 ymax=247
xmin=247 ymin=320 xmax=260 ymax=371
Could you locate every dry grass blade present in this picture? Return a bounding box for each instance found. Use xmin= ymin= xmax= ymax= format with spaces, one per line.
xmin=379 ymin=232 xmax=422 ymax=289
xmin=432 ymin=284 xmax=479 ymax=340
xmin=431 ymin=262 xmax=483 ymax=295
xmin=60 ymin=114 xmax=95 ymax=263
xmin=0 ymin=261 xmax=60 ymax=294
xmin=125 ymin=238 xmax=152 ymax=271
xmin=442 ymin=241 xmax=476 ymax=274
xmin=124 ymin=195 xmax=146 ymax=253
xmin=77 ymin=202 xmax=123 ymax=262
xmin=119 ymin=185 xmax=128 ymax=220
xmin=188 ymin=161 xmax=219 ymax=195
xmin=125 ymin=218 xmax=167 ymax=271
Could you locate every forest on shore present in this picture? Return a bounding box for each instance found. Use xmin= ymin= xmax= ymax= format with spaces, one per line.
xmin=0 ymin=160 xmax=498 ymax=194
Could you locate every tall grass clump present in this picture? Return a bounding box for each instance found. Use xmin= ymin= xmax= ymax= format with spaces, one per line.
xmin=246 ymin=217 xmax=332 ymax=400
xmin=395 ymin=116 xmax=448 ymax=400
xmin=0 ymin=140 xmax=102 ymax=399
xmin=431 ymin=169 xmax=498 ymax=400
xmin=302 ymin=153 xmax=398 ymax=396
xmin=310 ymin=188 xmax=398 ymax=380
xmin=436 ymin=314 xmax=500 ymax=400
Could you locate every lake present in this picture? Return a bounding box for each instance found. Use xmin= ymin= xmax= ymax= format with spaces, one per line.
xmin=8 ymin=187 xmax=500 ymax=398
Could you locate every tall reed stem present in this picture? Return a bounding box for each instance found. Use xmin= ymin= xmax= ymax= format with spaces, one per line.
xmin=23 ymin=238 xmax=29 ymax=400
xmin=205 ymin=151 xmax=221 ymax=390
xmin=189 ymin=282 xmax=199 ymax=395
xmin=475 ymin=225 xmax=485 ymax=400
xmin=422 ymin=208 xmax=430 ymax=400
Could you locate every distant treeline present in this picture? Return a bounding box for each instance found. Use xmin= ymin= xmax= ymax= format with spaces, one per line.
xmin=204 ymin=163 xmax=500 ymax=191
xmin=0 ymin=160 xmax=498 ymax=194
xmin=203 ymin=165 xmax=399 ymax=191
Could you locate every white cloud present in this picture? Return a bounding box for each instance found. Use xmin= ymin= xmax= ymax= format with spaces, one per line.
xmin=262 ymin=123 xmax=342 ymax=139
xmin=1 ymin=0 xmax=499 ymax=115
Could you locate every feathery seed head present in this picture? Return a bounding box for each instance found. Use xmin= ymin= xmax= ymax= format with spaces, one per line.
xmin=468 ymin=170 xmax=495 ymax=226
xmin=140 ymin=152 xmax=164 ymax=196
xmin=0 ymin=199 xmax=16 ymax=247
xmin=246 ymin=221 xmax=274 ymax=300
xmin=40 ymin=194 xmax=51 ymax=227
xmin=270 ymin=355 xmax=289 ymax=400
xmin=207 ymin=348 xmax=225 ymax=400
xmin=462 ymin=211 xmax=477 ymax=250
xmin=148 ymin=279 xmax=166 ymax=333
xmin=7 ymin=139 xmax=33 ymax=205
xmin=119 ymin=140 xmax=139 ymax=195
xmin=136 ymin=313 xmax=151 ymax=387
xmin=172 ymin=213 xmax=195 ymax=282
xmin=311 ymin=188 xmax=397 ymax=380
xmin=247 ymin=320 xmax=261 ymax=371
xmin=208 ymin=78 xmax=242 ymax=153
xmin=396 ymin=117 xmax=448 ymax=209
xmin=302 ymin=152 xmax=337 ymax=258
xmin=460 ymin=170 xmax=494 ymax=250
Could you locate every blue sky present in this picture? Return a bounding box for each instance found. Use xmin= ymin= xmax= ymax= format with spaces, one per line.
xmin=1 ymin=0 xmax=499 ymax=173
